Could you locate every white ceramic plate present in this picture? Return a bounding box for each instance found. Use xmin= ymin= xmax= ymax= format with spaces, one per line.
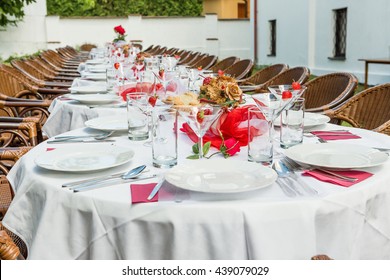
xmin=82 ymin=73 xmax=107 ymax=80
xmin=284 ymin=143 xmax=389 ymax=169
xmin=67 ymin=94 xmax=121 ymax=105
xmin=165 ymin=159 xmax=277 ymax=193
xmin=85 ymin=59 xmax=106 ymax=65
xmin=35 ymin=145 xmax=134 ymax=172
xmin=274 ymin=112 xmax=330 ymax=128
xmin=69 ymin=85 xmax=107 ymax=94
xmin=85 ymin=116 xmax=128 ymax=132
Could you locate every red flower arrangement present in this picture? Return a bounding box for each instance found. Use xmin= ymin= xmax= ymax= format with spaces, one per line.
xmin=113 ymin=25 xmax=127 ymax=42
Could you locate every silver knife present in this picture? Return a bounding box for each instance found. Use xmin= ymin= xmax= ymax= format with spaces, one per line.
xmin=47 ymin=139 xmax=115 ymax=144
xmin=147 ymin=178 xmax=165 ymax=200
xmin=73 ymin=174 xmax=157 ymax=192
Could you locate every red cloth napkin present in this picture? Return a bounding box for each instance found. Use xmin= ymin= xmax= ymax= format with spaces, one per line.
xmin=130 ymin=183 xmax=160 ymax=203
xmin=310 ymin=130 xmax=361 ymax=141
xmin=302 ymin=169 xmax=373 ymax=187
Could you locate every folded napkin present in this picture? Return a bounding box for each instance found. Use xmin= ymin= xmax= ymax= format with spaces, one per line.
xmin=46 ymin=148 xmax=56 ymax=151
xmin=130 ymin=183 xmax=159 ymax=203
xmin=310 ymin=130 xmax=361 ymax=141
xmin=302 ymin=169 xmax=373 ymax=187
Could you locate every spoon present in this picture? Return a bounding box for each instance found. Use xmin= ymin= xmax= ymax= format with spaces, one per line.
xmin=121 ymin=165 xmax=147 ymax=179
xmin=63 ymin=165 xmax=147 ymax=189
xmin=54 ymin=131 xmax=114 ymax=141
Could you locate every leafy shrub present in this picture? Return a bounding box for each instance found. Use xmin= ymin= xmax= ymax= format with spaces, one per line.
xmin=47 ymin=0 xmax=203 ymax=17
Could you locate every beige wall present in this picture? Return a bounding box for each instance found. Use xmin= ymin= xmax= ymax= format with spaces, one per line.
xmin=204 ymin=0 xmax=249 ymax=19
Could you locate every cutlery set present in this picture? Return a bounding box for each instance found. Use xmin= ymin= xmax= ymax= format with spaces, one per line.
xmin=273 ymin=156 xmax=360 ymax=197
xmin=62 ymin=165 xmax=160 ymax=195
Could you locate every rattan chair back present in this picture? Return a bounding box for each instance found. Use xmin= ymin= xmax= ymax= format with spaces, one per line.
xmin=324 ymin=83 xmax=390 ymax=134
xmin=241 ymin=64 xmax=289 ymax=85
xmin=210 ymin=56 xmax=240 ymax=73
xmin=187 ymin=53 xmax=208 ymax=67
xmin=303 ymin=72 xmax=358 ymax=112
xmin=264 ymin=66 xmax=310 ymax=88
xmin=0 ymin=221 xmax=26 ymax=259
xmin=223 ymin=59 xmax=254 ymax=79
xmin=190 ymin=55 xmax=218 ymax=70
xmin=0 ymin=64 xmax=40 ymax=97
xmin=80 ymin=43 xmax=97 ymax=52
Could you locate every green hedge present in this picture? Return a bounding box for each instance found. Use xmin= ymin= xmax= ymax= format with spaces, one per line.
xmin=47 ymin=0 xmax=203 ymax=17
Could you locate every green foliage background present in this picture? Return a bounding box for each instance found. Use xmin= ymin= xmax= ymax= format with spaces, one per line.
xmin=0 ymin=0 xmax=36 ymax=27
xmin=47 ymin=0 xmax=203 ymax=17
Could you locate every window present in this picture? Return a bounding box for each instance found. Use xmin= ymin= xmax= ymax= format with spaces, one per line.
xmin=332 ymin=8 xmax=347 ymax=59
xmin=268 ymin=20 xmax=276 ymax=56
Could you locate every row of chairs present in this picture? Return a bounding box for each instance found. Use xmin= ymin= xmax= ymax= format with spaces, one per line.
xmin=0 ymin=45 xmax=92 ymax=260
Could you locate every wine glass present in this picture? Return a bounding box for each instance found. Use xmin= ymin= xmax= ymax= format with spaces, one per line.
xmin=179 ymin=105 xmax=223 ymax=159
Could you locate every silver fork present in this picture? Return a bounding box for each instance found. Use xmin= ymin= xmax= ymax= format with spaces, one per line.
xmin=280 ymin=158 xmax=318 ymax=196
xmin=282 ymin=157 xmax=357 ymax=182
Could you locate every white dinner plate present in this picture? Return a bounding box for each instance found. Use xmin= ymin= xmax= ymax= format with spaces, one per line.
xmin=69 ymin=85 xmax=107 ymax=94
xmin=85 ymin=59 xmax=106 ymax=65
xmin=274 ymin=112 xmax=330 ymax=128
xmin=85 ymin=116 xmax=128 ymax=132
xmin=88 ymin=68 xmax=107 ymax=73
xmin=67 ymin=94 xmax=121 ymax=105
xmin=165 ymin=159 xmax=277 ymax=193
xmin=82 ymin=73 xmax=107 ymax=81
xmin=284 ymin=143 xmax=389 ymax=169
xmin=35 ymin=145 xmax=134 ymax=172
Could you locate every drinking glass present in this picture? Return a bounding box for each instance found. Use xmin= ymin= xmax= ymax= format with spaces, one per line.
xmin=187 ymin=68 xmax=200 ymax=92
xmin=126 ymin=92 xmax=150 ymax=141
xmin=280 ymin=98 xmax=305 ymax=148
xmin=248 ymin=107 xmax=273 ymax=166
xmin=152 ymin=108 xmax=178 ymax=168
xmin=178 ymin=105 xmax=223 ymax=159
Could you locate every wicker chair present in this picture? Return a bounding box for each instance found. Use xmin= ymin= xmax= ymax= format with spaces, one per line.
xmin=40 ymin=51 xmax=80 ymax=73
xmin=302 ymin=72 xmax=358 ymax=113
xmin=324 ymin=83 xmax=390 ymax=135
xmin=209 ymin=56 xmax=240 ymax=73
xmin=0 ymin=64 xmax=68 ymax=98
xmin=311 ymin=255 xmax=333 ymax=260
xmin=0 ymin=174 xmax=27 ymax=260
xmin=223 ymin=59 xmax=254 ymax=79
xmin=0 ymin=146 xmax=32 ymax=175
xmin=143 ymin=45 xmax=154 ymax=52
xmin=188 ymin=55 xmax=218 ymax=70
xmin=178 ymin=52 xmax=200 ymax=65
xmin=79 ymin=43 xmax=97 ymax=52
xmin=11 ymin=60 xmax=73 ymax=89
xmin=238 ymin=64 xmax=289 ymax=92
xmin=256 ymin=66 xmax=310 ymax=92
xmin=186 ymin=53 xmax=209 ymax=68
xmin=0 ymin=224 xmax=24 ymax=260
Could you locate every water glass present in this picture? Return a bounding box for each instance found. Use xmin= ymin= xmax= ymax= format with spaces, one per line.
xmin=126 ymin=93 xmax=150 ymax=141
xmin=152 ymin=108 xmax=178 ymax=168
xmin=280 ymin=98 xmax=305 ymax=149
xmin=247 ymin=108 xmax=273 ymax=166
xmin=106 ymin=67 xmax=117 ymax=94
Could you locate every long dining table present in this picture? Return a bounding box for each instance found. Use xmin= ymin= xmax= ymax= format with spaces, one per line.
xmin=3 ymin=109 xmax=390 ymax=259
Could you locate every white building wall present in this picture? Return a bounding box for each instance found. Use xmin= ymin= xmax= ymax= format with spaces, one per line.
xmin=256 ymin=0 xmax=390 ymax=85
xmin=0 ymin=1 xmax=252 ymax=62
xmin=0 ymin=0 xmax=47 ymax=59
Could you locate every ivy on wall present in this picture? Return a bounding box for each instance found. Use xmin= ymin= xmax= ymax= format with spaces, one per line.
xmin=47 ymin=0 xmax=203 ymax=17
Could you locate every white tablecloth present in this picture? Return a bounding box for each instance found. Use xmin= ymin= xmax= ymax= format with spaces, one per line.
xmin=4 ymin=120 xmax=390 ymax=260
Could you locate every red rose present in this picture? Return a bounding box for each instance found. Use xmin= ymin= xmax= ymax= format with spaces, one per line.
xmin=114 ymin=25 xmax=126 ymax=35
xmin=223 ymin=138 xmax=240 ymax=156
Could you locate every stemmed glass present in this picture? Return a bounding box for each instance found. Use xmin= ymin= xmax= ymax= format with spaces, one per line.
xmin=179 ymin=105 xmax=223 ymax=159
xmin=251 ymin=85 xmax=306 ymax=162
